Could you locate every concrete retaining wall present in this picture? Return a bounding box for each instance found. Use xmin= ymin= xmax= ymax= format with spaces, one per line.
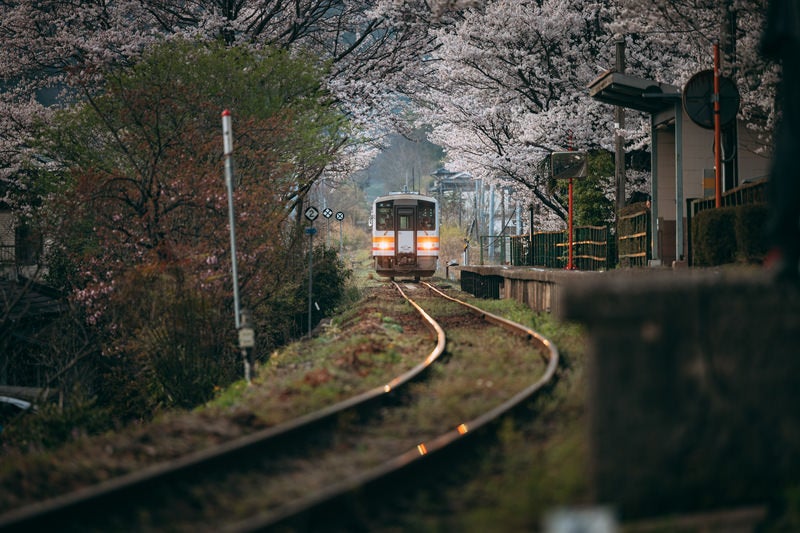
xmin=455 ymin=265 xmax=601 ymax=315
xmin=558 ymin=270 xmax=800 ymax=520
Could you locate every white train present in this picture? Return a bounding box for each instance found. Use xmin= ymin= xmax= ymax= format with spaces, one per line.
xmin=371 ymin=192 xmax=439 ymax=280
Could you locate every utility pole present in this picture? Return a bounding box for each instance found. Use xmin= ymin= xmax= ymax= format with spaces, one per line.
xmin=720 ymin=0 xmax=739 ymax=190
xmin=615 ymin=34 xmax=626 ymax=211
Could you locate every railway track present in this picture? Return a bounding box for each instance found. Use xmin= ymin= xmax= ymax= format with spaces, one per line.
xmin=0 ymin=281 xmax=558 ymax=532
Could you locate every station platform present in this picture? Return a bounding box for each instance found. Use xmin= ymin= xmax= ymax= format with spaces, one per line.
xmin=451 ymin=264 xmax=602 ymax=315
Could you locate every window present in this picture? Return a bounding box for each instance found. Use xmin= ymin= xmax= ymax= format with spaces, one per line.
xmin=417 ymin=201 xmax=435 ymax=230
xmin=376 ymin=202 xmax=393 ymax=230
xmin=398 ymin=208 xmax=413 ymax=230
xmin=15 ymin=225 xmax=42 ymax=266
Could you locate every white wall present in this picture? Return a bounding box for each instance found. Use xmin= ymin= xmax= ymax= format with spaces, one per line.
xmin=651 ymin=109 xmax=771 ymax=264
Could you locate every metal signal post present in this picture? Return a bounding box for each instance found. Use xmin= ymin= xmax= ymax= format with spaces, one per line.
xmin=222 ymin=110 xmax=242 ymax=330
xmin=223 ymin=110 xmax=255 ymax=383
xmin=305 ymin=206 xmax=319 ymax=337
xmin=713 ymin=42 xmax=722 ymax=208
xmin=336 ymin=211 xmax=344 ymax=254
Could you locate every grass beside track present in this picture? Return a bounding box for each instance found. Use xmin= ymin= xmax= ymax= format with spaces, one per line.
xmin=0 ymin=259 xmax=592 ymax=530
xmin=374 ymin=281 xmax=591 ymax=532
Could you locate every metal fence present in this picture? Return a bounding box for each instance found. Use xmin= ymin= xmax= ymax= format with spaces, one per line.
xmin=470 ymin=179 xmax=768 ymax=272
xmin=0 ymin=245 xmax=14 ymax=265
xmin=478 ymin=235 xmax=514 ymax=265
xmin=689 ymin=178 xmax=767 ymax=216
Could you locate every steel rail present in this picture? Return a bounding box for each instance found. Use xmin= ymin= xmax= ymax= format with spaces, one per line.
xmin=227 ymin=281 xmax=560 ymax=532
xmin=422 ymin=281 xmax=558 ymax=364
xmin=0 ymin=282 xmax=447 ymax=532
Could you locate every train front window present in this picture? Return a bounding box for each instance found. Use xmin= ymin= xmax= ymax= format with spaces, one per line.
xmin=376 ymin=202 xmax=393 ymax=230
xmin=398 ymin=208 xmax=413 ymax=230
xmin=418 ymin=201 xmax=436 ymax=230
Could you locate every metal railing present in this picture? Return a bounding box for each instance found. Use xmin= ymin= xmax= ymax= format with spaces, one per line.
xmin=689 ymin=178 xmax=767 ymax=216
xmin=0 ymin=245 xmax=15 ymax=265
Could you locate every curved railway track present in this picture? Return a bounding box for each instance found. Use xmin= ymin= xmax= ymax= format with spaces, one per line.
xmin=0 ymin=281 xmax=558 ymax=532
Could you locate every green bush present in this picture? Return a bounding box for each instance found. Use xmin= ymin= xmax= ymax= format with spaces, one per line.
xmin=2 ymin=397 xmax=114 ymax=452
xmin=692 ymin=205 xmax=769 ymax=266
xmin=293 ymin=245 xmax=352 ymax=336
xmin=735 ymin=204 xmax=769 ymax=262
xmin=99 ymin=265 xmax=240 ymax=421
xmin=692 ymin=207 xmax=737 ymax=266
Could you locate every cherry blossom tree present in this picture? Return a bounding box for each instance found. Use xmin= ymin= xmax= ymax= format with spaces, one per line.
xmin=408 ymin=0 xmax=620 ymax=225
xmin=1 ymin=0 xmax=774 ymax=227
xmin=613 ymin=0 xmax=772 ymax=141
xmin=0 ymin=0 xmax=453 ymax=207
xmin=403 ymin=0 xmax=770 ymax=228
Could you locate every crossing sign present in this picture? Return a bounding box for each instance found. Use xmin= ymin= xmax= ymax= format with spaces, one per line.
xmin=304 ymin=206 xmax=319 ymax=221
xmin=322 ymin=207 xmax=333 ymax=219
xmin=335 ymin=211 xmax=344 ymax=221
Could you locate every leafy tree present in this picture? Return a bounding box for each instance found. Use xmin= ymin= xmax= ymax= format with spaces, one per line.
xmin=576 ymin=151 xmax=615 ymax=227
xmin=546 ymin=150 xmax=615 ymax=228
xmin=1 ymin=0 xmax=774 ymax=231
xmin=28 ymin=39 xmax=351 ymax=417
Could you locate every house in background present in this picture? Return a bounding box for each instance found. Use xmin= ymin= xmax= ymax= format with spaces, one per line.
xmin=1 ymin=199 xmax=65 ymax=394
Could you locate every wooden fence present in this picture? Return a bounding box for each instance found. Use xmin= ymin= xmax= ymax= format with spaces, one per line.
xmin=508 ymin=225 xmax=609 ymax=271
xmin=618 ymin=203 xmax=650 ymax=267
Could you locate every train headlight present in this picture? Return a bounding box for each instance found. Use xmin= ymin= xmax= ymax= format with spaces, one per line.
xmin=419 ymin=238 xmax=437 ymax=250
xmin=379 ymin=241 xmax=391 ymax=250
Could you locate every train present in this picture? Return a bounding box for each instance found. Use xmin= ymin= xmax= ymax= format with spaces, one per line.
xmin=371 ymin=192 xmax=439 ymax=280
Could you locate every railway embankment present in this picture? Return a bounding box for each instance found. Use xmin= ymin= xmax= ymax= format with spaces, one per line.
xmin=558 ymin=269 xmax=800 ymax=525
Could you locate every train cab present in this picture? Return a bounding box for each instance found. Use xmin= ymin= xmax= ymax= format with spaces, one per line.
xmin=372 ymin=193 xmax=439 ymax=280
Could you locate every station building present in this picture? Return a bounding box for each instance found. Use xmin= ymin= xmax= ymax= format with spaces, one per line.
xmin=589 ymin=69 xmax=772 ymax=267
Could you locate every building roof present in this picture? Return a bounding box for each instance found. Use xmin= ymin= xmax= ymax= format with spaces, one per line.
xmin=588 ymin=70 xmax=680 ymax=113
